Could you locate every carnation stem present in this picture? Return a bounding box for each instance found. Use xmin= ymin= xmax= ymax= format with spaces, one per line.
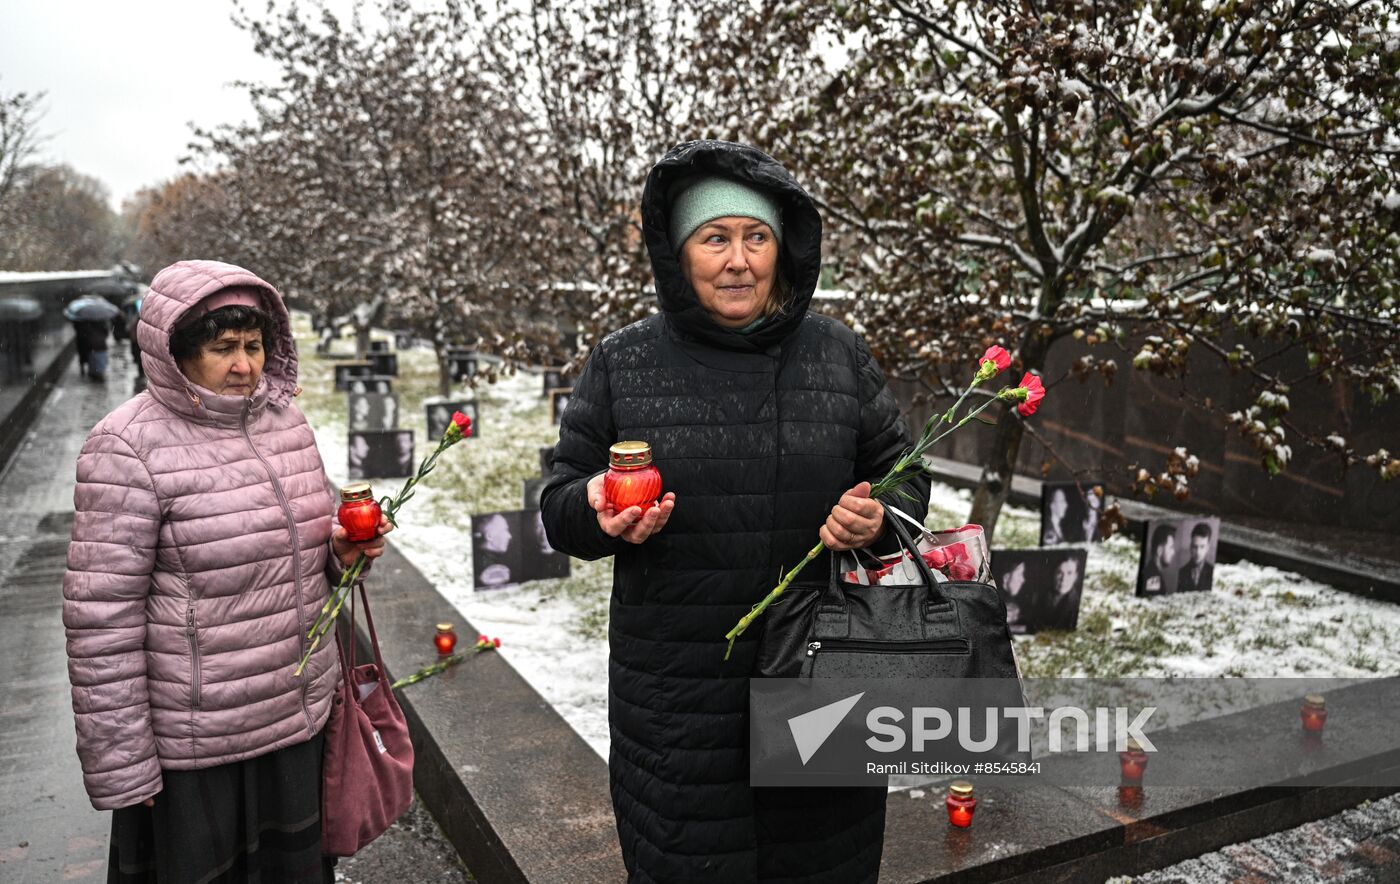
xmin=723 ymin=539 xmax=824 ymax=661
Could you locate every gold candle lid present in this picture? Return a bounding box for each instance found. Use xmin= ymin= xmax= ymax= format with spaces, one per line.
xmin=609 ymin=441 xmax=652 ymax=468
xmin=436 ymin=622 xmax=454 ymax=633
xmin=949 ymin=780 xmax=974 ymax=798
xmin=1303 ymin=693 xmax=1325 ymax=708
xmin=1126 ymin=738 xmax=1145 ymax=752
xmin=341 ymin=482 xmax=373 ymax=502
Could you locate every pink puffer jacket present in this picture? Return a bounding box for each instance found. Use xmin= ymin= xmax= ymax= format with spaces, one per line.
xmin=63 ymin=260 xmax=341 ymax=811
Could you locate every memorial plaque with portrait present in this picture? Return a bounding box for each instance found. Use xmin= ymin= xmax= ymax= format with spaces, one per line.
xmin=394 ymin=333 xmax=414 ymax=350
xmin=368 ymin=340 xmax=390 ymax=353
xmin=347 ymin=392 xmax=401 ymax=432
xmin=449 ymin=350 xmax=478 ymax=381
xmin=334 ymin=361 xmax=375 ymax=392
xmin=549 ymin=388 xmax=573 ymax=425
xmin=523 ymin=476 xmax=547 ymax=511
xmin=520 ymin=509 xmax=570 ymax=581
xmin=542 ymin=367 xmax=571 ymax=396
xmin=991 ymin=548 xmax=1088 ymax=634
xmin=369 ymin=352 xmax=398 ymax=377
xmin=1137 ymin=516 xmax=1221 ymax=597
xmin=347 ymin=430 xmax=415 ymax=480
xmin=1039 ymin=481 xmax=1105 ymax=546
xmin=426 ymin=399 xmax=479 ymax=442
xmin=346 ymin=375 xmax=393 ymax=395
xmin=472 ymin=510 xmax=525 ymax=591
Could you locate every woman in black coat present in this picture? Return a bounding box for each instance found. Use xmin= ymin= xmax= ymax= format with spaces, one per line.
xmin=541 ymin=140 xmax=931 ymax=883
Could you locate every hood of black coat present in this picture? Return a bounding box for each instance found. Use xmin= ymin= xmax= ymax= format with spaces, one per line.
xmin=641 ymin=140 xmax=822 ymax=352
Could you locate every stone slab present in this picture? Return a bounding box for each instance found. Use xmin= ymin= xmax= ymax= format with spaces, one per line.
xmin=348 ymin=549 xmax=625 ymax=884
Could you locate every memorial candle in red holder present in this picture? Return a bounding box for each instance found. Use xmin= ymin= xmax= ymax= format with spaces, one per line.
xmin=434 ymin=623 xmax=457 ymax=656
xmin=1118 ymin=737 xmax=1149 ymax=782
xmin=1301 ymin=693 xmax=1327 ymax=733
xmin=945 ymin=781 xmax=976 ymax=828
xmin=605 ymin=442 xmax=663 ymax=513
xmin=337 ymin=483 xmax=383 ymax=542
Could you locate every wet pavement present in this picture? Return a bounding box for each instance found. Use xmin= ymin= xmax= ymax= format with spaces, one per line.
xmin=0 ymin=349 xmax=469 ymax=883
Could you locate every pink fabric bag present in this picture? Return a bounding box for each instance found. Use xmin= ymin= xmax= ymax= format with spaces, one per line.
xmin=321 ymin=584 xmax=414 ymax=857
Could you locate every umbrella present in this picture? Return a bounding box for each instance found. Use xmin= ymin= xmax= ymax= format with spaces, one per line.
xmin=64 ymin=296 xmax=121 ymax=322
xmin=0 ymin=296 xmax=43 ymax=322
xmin=81 ymin=278 xmax=140 ymax=299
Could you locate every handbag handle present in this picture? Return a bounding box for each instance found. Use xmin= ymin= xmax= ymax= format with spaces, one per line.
xmin=341 ymin=580 xmax=390 ymax=680
xmin=819 ymin=500 xmax=950 ymax=612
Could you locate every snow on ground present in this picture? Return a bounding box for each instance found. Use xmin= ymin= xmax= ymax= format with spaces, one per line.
xmin=292 ymin=314 xmax=1400 ymax=762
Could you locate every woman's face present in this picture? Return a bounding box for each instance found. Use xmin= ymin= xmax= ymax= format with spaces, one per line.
xmin=1049 ymin=489 xmax=1068 ymax=520
xmin=678 ymin=216 xmax=778 ymax=329
xmin=180 ymin=329 xmax=265 ymax=396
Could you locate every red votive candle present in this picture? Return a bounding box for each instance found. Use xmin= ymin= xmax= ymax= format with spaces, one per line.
xmin=338 ymin=483 xmax=382 ymax=542
xmin=945 ymin=781 xmax=976 ymax=828
xmin=434 ymin=623 xmax=457 ymax=656
xmin=1118 ymin=737 xmax=1149 ymax=782
xmin=1301 ymin=694 xmax=1327 ymax=733
xmin=605 ymin=442 xmax=663 ymax=514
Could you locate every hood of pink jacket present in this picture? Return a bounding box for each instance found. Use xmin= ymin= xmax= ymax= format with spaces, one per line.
xmin=137 ymin=260 xmax=299 ymax=422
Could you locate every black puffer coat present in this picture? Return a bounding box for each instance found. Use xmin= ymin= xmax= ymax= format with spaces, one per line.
xmin=541 ymin=141 xmax=931 ymax=883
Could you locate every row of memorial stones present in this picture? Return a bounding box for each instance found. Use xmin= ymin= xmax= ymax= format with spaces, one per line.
xmin=333 ymin=341 xmax=576 ymax=593
xmin=984 ymin=481 xmax=1221 ymax=636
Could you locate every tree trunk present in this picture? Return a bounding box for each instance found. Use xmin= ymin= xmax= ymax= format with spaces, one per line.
xmin=968 ymin=330 xmax=1054 ymax=544
xmin=437 ymin=349 xmax=452 ymax=398
xmin=355 ymin=324 xmax=372 ymax=358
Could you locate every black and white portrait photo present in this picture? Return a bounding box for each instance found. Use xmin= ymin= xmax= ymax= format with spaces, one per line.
xmin=549 ymin=388 xmax=572 ymax=425
xmin=347 ymin=430 xmax=414 ymax=480
xmin=348 ymin=393 xmax=400 ymax=431
xmin=991 ymin=548 xmax=1088 ymax=634
xmin=1039 ymin=482 xmax=1105 ymax=546
xmin=347 ymin=376 xmax=393 ymax=395
xmin=523 ymin=476 xmax=547 ymax=511
xmin=394 ymin=333 xmax=414 ymax=350
xmin=426 ymin=399 xmax=478 ymax=441
xmin=368 ymin=340 xmax=390 ymax=353
xmin=521 ymin=509 xmax=569 ymax=581
xmin=449 ymin=351 xmax=478 ymax=381
xmin=543 ymin=368 xmax=572 ymax=396
xmin=334 ymin=361 xmax=374 ymax=391
xmin=472 ymin=510 xmax=524 ymax=591
xmin=369 ymin=351 xmax=398 ymax=377
xmin=1136 ymin=517 xmax=1220 ymax=597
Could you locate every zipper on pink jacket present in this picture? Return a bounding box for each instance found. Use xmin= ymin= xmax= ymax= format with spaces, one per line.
xmin=241 ymin=397 xmax=315 ymax=734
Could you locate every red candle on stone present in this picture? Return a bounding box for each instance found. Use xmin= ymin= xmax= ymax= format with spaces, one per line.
xmin=434 ymin=623 xmax=457 ymax=656
xmin=1301 ymin=694 xmax=1327 ymax=733
xmin=338 ymin=483 xmax=382 ymax=542
xmin=605 ymin=442 xmax=663 ymax=514
xmin=945 ymin=781 xmax=976 ymax=828
xmin=1118 ymin=737 xmax=1149 ymax=782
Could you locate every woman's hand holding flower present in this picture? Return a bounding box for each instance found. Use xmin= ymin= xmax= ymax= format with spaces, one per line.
xmin=587 ymin=473 xmax=676 ymax=544
xmin=331 ymin=513 xmax=394 ymax=568
xmin=819 ymin=481 xmax=884 ymax=550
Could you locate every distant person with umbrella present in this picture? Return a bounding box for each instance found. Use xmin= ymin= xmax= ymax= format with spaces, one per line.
xmin=64 ymin=296 xmax=121 ymax=381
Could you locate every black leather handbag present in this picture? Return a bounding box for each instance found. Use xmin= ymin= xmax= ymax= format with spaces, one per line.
xmin=755 ymin=503 xmax=1021 ymax=681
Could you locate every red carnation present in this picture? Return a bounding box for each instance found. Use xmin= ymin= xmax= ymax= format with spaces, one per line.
xmin=1016 ymin=373 xmax=1046 ymax=416
xmin=980 ymin=346 xmax=1011 ymax=374
xmin=452 ymin=411 xmax=473 ymax=438
xmin=492 ymin=637 xmax=501 ymax=648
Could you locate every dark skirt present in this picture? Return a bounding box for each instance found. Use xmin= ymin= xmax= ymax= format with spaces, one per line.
xmin=108 ymin=731 xmax=334 ymax=884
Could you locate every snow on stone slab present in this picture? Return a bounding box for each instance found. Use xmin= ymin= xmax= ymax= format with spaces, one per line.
xmin=291 ymin=313 xmax=1400 ymax=765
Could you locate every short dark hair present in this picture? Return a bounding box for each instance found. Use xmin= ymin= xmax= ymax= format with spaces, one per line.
xmin=1191 ymin=522 xmax=1213 ymax=541
xmin=169 ymin=305 xmax=274 ymax=363
xmin=1152 ymin=524 xmax=1175 ymax=551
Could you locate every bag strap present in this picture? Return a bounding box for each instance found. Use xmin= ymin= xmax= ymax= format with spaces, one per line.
xmin=348 ymin=579 xmax=390 ymax=675
xmin=819 ymin=501 xmax=949 ymax=612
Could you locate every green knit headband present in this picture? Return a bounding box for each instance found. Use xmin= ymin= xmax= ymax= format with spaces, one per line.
xmin=668 ymin=176 xmax=784 ymax=251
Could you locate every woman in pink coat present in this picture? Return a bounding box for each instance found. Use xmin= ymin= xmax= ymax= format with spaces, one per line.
xmin=62 ymin=260 xmax=389 ymax=883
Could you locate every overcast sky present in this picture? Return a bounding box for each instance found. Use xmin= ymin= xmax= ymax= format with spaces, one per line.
xmin=1 ymin=0 xmax=283 ymax=210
